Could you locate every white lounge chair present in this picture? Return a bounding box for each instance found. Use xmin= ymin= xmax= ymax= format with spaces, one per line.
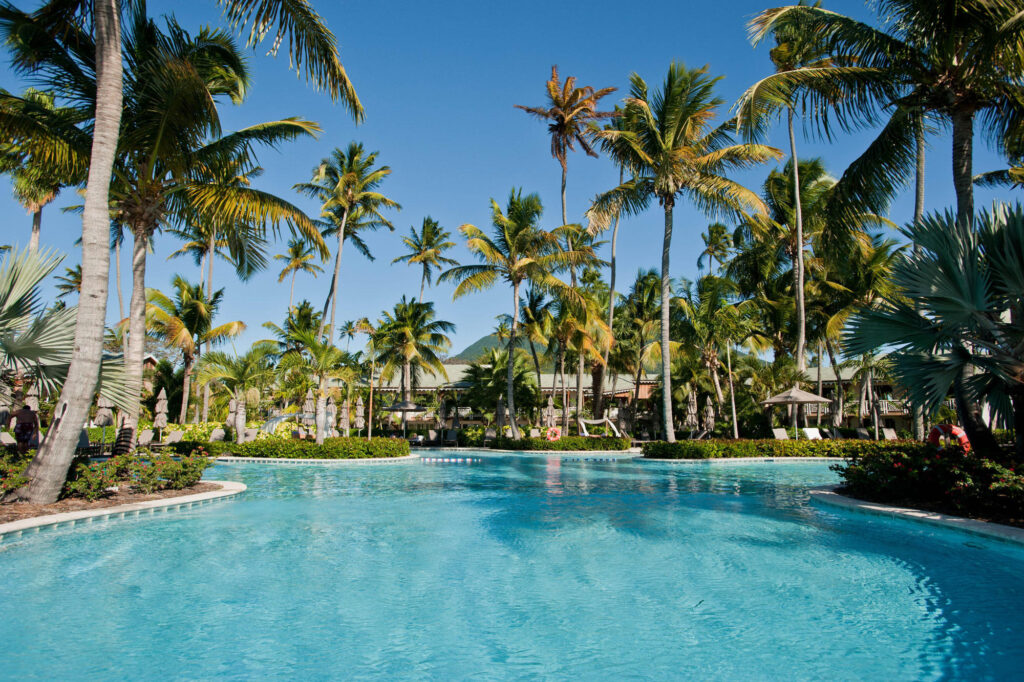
xmin=772 ymin=428 xmax=789 ymax=440
xmin=802 ymin=427 xmax=824 ymax=440
xmin=529 ymin=428 xmax=541 ymax=438
xmin=137 ymin=429 xmax=154 ymax=446
xmin=483 ymin=428 xmax=496 ymax=442
xmin=209 ymin=428 xmax=225 ymax=442
xmin=882 ymin=427 xmax=899 ymax=441
xmin=855 ymin=427 xmax=872 ymax=440
xmin=0 ymin=431 xmax=16 ymax=446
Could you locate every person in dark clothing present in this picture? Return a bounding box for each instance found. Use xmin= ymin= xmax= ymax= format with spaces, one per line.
xmin=13 ymin=404 xmax=39 ymax=454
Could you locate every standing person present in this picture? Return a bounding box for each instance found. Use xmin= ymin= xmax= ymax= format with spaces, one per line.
xmin=13 ymin=404 xmax=40 ymax=455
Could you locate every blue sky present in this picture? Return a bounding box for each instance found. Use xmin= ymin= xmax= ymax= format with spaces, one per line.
xmin=1 ymin=0 xmax=1012 ymax=356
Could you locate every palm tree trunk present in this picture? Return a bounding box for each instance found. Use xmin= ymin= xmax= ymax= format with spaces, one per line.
xmin=951 ymin=108 xmax=975 ymax=229
xmin=507 ymin=282 xmax=521 ymax=439
xmin=710 ymin=357 xmax=724 ymax=405
xmin=419 ymin=270 xmax=426 ymax=302
xmin=826 ymin=340 xmax=845 ymax=428
xmin=632 ymin=362 xmax=643 ymax=432
xmin=178 ymin=356 xmax=192 ymax=424
xmin=29 ymin=207 xmax=41 ymax=253
xmin=597 ymin=169 xmax=624 ymax=421
xmin=289 ymin=270 xmax=296 ymax=312
xmin=727 ymin=342 xmax=738 ymax=439
xmin=12 ymin=0 xmax=124 ymax=504
xmin=912 ymin=110 xmax=927 ymax=440
xmin=323 ymin=208 xmax=349 ymax=341
xmin=816 ymin=340 xmax=823 ymax=427
xmin=367 ymin=357 xmax=376 ymax=441
xmin=122 ymin=226 xmax=149 ymax=445
xmin=560 ymin=165 xmax=568 ymax=226
xmin=402 ymin=360 xmax=412 ymax=435
xmin=559 ymin=347 xmax=568 ymax=431
xmin=114 ymin=235 xmax=125 ymax=323
xmin=315 ymin=384 xmax=327 ymax=445
xmin=234 ymin=393 xmax=246 ymax=443
xmin=660 ymin=201 xmax=676 ymax=442
xmin=789 ymin=110 xmax=807 ymax=381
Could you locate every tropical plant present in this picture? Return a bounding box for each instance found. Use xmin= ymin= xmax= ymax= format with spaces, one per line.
xmin=615 ymin=269 xmax=662 ymax=428
xmin=146 ymin=275 xmax=245 ymax=423
xmin=53 ymin=264 xmax=82 ymax=300
xmin=196 ymin=345 xmax=276 ymax=442
xmin=275 ymin=238 xmax=324 ymax=312
xmin=391 ymin=217 xmax=459 ymax=302
xmin=441 ymin=189 xmax=576 ymax=438
xmin=590 ymin=62 xmax=780 ymax=441
xmin=295 ymin=142 xmax=400 ymax=340
xmin=462 ymin=347 xmax=539 ymax=419
xmin=0 ymin=0 xmax=360 ymax=503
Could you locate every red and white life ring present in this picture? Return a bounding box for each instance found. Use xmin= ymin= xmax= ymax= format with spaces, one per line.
xmin=546 ymin=426 xmax=561 ymax=441
xmin=927 ymin=424 xmax=971 ymax=453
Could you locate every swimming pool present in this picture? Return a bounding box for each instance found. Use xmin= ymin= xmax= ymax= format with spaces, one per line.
xmin=1 ymin=452 xmax=1021 ymax=680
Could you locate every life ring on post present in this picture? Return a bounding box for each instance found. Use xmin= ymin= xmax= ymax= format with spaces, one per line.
xmin=927 ymin=424 xmax=971 ymax=453
xmin=546 ymin=426 xmax=561 ymax=442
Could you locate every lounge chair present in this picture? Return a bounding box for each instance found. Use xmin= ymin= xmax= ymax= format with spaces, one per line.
xmin=830 ymin=428 xmax=845 ymax=439
xmin=802 ymin=427 xmax=824 ymax=440
xmin=167 ymin=430 xmax=185 ymax=444
xmin=241 ymin=428 xmax=256 ymax=443
xmin=855 ymin=427 xmax=872 ymax=440
xmin=137 ymin=429 xmax=154 ymax=446
xmin=690 ymin=430 xmax=709 ymax=440
xmin=483 ymin=428 xmax=496 ymax=443
xmin=443 ymin=429 xmax=458 ymax=446
xmin=529 ymin=428 xmax=541 ymax=438
xmin=772 ymin=428 xmax=789 ymax=440
xmin=209 ymin=428 xmax=225 ymax=442
xmin=427 ymin=429 xmax=438 ymax=443
xmin=0 ymin=431 xmax=16 ymax=447
xmin=882 ymin=427 xmax=899 ymax=441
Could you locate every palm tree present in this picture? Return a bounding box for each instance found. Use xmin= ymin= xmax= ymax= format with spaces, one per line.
xmin=275 ymin=238 xmax=324 ymax=312
xmin=750 ymin=1 xmax=1024 ymax=230
xmin=441 ymin=189 xmax=576 ymax=438
xmin=391 ymin=217 xmax=459 ymax=301
xmin=279 ymin=330 xmax=348 ymax=444
xmin=196 ymin=345 xmax=276 ymax=442
xmin=54 ymin=265 xmax=82 ymax=300
xmin=617 ymin=269 xmax=662 ymax=429
xmin=374 ymin=297 xmax=454 ymax=430
xmin=697 ymin=223 xmax=732 ymax=275
xmin=590 ymin=63 xmax=780 ymax=441
xmin=337 ymin=320 xmax=358 ymax=351
xmin=0 ymin=0 xmax=360 ymax=504
xmin=295 ymin=142 xmax=400 ymax=340
xmin=146 ymin=276 xmax=245 ymax=423
xmin=515 ymin=66 xmax=616 ymax=226
xmin=462 ymin=347 xmax=539 ymax=420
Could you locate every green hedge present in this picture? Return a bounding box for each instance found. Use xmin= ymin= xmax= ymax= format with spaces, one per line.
xmin=216 ymin=436 xmax=410 ymax=459
xmin=490 ymin=436 xmax=631 ymax=451
xmin=641 ymin=439 xmax=929 ymax=460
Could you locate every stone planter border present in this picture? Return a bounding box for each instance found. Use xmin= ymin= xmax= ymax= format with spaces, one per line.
xmin=0 ymin=480 xmax=246 ymax=544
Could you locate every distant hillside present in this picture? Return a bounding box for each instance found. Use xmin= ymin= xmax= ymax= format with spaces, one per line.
xmin=450 ymin=334 xmax=505 ymax=363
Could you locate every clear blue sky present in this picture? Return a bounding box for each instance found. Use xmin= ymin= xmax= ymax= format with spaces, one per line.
xmin=1 ymin=0 xmax=1012 ymax=356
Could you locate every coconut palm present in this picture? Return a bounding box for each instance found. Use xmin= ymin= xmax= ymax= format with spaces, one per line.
xmin=275 ymin=238 xmax=324 ymax=313
xmin=462 ymin=347 xmax=539 ymax=420
xmin=374 ymin=297 xmax=454 ymax=430
xmin=590 ymin=63 xmax=780 ymax=441
xmin=0 ymin=0 xmax=360 ymax=504
xmin=295 ymin=142 xmax=400 ymax=340
xmin=196 ymin=345 xmax=276 ymax=442
xmin=616 ymin=269 xmax=662 ymax=428
xmin=750 ymin=1 xmax=1024 ymax=230
xmin=146 ymin=276 xmax=245 ymax=423
xmin=391 ymin=217 xmax=459 ymax=301
xmin=515 ymin=66 xmax=617 ymax=226
xmin=441 ymin=189 xmax=578 ymax=438
xmin=279 ymin=330 xmax=349 ymax=444
xmin=697 ymin=223 xmax=732 ymax=275
xmin=54 ymin=265 xmax=82 ymax=300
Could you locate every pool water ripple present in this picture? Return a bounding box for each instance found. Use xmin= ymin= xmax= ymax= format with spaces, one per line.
xmin=0 ymin=451 xmax=1022 ymax=680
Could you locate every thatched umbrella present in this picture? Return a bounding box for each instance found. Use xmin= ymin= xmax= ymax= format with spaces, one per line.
xmin=95 ymin=396 xmax=115 ymax=454
xmin=340 ymin=398 xmax=350 ymax=436
xmin=325 ymin=396 xmax=338 ymax=438
xmin=153 ymin=388 xmax=169 ymax=441
xmin=302 ymin=389 xmax=315 ymax=426
xmin=702 ymin=397 xmax=715 ymax=433
xmin=355 ymin=396 xmax=365 ymax=431
xmin=684 ymin=392 xmax=699 ymax=431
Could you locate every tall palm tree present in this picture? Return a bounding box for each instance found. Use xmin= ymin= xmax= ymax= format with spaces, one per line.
xmin=590 ymin=63 xmax=780 ymax=441
xmin=196 ymin=345 xmax=276 ymax=442
xmin=0 ymin=0 xmax=360 ymax=504
xmin=441 ymin=189 xmax=576 ymax=439
xmin=617 ymin=269 xmax=662 ymax=429
xmin=391 ymin=217 xmax=459 ymax=301
xmin=697 ymin=223 xmax=732 ymax=274
xmin=374 ymin=297 xmax=454 ymax=430
xmin=279 ymin=329 xmax=348 ymax=444
xmin=146 ymin=275 xmax=245 ymax=423
xmin=750 ymin=1 xmax=1024 ymax=230
xmin=54 ymin=264 xmax=82 ymax=300
xmin=295 ymin=142 xmax=400 ymax=340
xmin=515 ymin=66 xmax=616 ymax=226
xmin=275 ymin=238 xmax=324 ymax=312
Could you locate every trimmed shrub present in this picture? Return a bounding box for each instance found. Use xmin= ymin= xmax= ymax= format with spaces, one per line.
xmin=457 ymin=426 xmax=486 ymax=447
xmin=0 ymin=450 xmax=31 ymax=494
xmin=223 ymin=437 xmax=410 ymax=459
xmin=491 ymin=436 xmax=631 ymax=451
xmin=641 ymin=438 xmax=930 ymax=460
xmin=62 ymin=449 xmax=213 ymax=500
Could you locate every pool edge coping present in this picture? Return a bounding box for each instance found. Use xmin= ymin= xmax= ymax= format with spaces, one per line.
xmin=640 ymin=456 xmax=845 ymax=463
xmin=809 ymin=486 xmax=1024 ymax=546
xmin=216 ymin=454 xmax=419 ymax=465
xmin=0 ymin=480 xmax=246 ymax=542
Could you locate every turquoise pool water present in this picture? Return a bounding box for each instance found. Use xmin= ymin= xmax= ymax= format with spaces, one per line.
xmin=1 ymin=453 xmax=1022 ymax=680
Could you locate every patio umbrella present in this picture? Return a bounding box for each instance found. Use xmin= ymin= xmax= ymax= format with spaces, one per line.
xmin=684 ymin=392 xmax=699 ymax=431
xmin=383 ymin=400 xmax=421 ymax=437
xmin=302 ymin=390 xmax=315 ymax=426
xmin=226 ymin=398 xmax=237 ymax=431
xmin=496 ymin=395 xmax=505 ymax=431
xmin=437 ymin=400 xmax=447 ymax=429
xmin=94 ymin=396 xmax=115 ymax=454
xmin=355 ymin=396 xmax=365 ymax=431
xmin=25 ymin=383 xmax=39 ymax=412
xmin=340 ymin=398 xmax=350 ymax=436
xmin=761 ymin=387 xmax=831 ymax=438
xmin=153 ymin=388 xmax=168 ymax=441
xmin=452 ymin=402 xmax=461 ymax=429
xmin=544 ymin=396 xmax=555 ymax=428
xmin=702 ymin=397 xmax=715 ymax=433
